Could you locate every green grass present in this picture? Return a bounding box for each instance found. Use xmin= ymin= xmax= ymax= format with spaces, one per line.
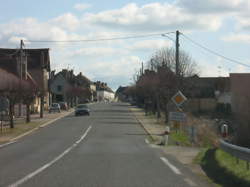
xmin=195 ymin=148 xmax=250 ymax=187
xmin=170 ymin=130 xmax=192 ymax=146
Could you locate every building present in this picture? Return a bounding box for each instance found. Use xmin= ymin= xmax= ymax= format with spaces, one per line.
xmin=230 ymin=73 xmax=250 ymax=118
xmin=95 ymin=81 xmax=114 ymax=102
xmin=50 ymin=70 xmax=96 ymax=106
xmin=184 ymin=75 xmax=231 ymax=112
xmin=0 ymin=48 xmax=51 ymax=114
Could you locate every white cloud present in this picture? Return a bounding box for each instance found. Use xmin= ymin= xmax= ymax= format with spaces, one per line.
xmin=49 ymin=13 xmax=80 ymax=31
xmin=222 ymin=33 xmax=250 ymax=44
xmin=84 ymin=2 xmax=222 ymax=32
xmin=69 ymin=47 xmax=126 ymax=57
xmin=74 ymin=3 xmax=91 ymax=11
xmin=128 ymin=39 xmax=172 ymax=51
xmin=176 ymin=0 xmax=250 ymax=14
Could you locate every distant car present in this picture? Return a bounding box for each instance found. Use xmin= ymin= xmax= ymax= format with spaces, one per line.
xmin=49 ymin=103 xmax=61 ymax=113
xmin=59 ymin=102 xmax=68 ymax=110
xmin=75 ymin=104 xmax=90 ymax=116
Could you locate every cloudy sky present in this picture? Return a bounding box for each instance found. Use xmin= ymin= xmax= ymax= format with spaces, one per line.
xmin=1 ymin=0 xmax=250 ymax=90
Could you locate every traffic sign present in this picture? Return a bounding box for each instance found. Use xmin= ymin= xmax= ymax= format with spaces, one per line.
xmin=171 ymin=91 xmax=187 ymax=107
xmin=169 ymin=111 xmax=187 ymax=122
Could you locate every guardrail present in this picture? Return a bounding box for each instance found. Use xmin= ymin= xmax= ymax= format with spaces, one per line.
xmin=220 ymin=139 xmax=250 ymax=169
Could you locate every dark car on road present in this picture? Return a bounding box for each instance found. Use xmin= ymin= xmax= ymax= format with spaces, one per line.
xmin=75 ymin=104 xmax=90 ymax=116
xmin=49 ymin=103 xmax=61 ymax=113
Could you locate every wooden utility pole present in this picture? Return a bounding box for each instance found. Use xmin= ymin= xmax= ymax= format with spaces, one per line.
xmin=141 ymin=62 xmax=144 ymax=75
xmin=40 ymin=51 xmax=45 ymax=118
xmin=175 ymin=30 xmax=180 ymax=90
xmin=175 ymin=30 xmax=180 ymax=77
xmin=18 ymin=40 xmax=25 ymax=117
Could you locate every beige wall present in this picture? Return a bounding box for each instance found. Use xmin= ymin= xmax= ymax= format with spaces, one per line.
xmin=187 ymin=98 xmax=217 ymax=112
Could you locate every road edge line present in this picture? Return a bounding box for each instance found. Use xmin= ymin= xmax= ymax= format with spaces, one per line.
xmin=129 ymin=107 xmax=155 ymax=142
xmin=0 ymin=111 xmax=73 ymax=149
xmin=160 ymin=157 xmax=182 ymax=175
xmin=8 ymin=125 xmax=92 ymax=187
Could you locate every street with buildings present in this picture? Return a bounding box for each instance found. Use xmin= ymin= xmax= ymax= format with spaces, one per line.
xmin=1 ymin=1 xmax=250 ymax=186
xmin=0 ymin=102 xmax=211 ymax=187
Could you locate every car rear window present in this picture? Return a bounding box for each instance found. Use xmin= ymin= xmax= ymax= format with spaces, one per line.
xmin=77 ymin=105 xmax=87 ymax=109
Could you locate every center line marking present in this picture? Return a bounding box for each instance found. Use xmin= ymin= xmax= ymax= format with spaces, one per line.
xmin=160 ymin=157 xmax=182 ymax=175
xmin=8 ymin=125 xmax=92 ymax=187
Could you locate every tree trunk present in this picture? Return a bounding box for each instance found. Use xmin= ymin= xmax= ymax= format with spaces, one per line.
xmin=9 ymin=102 xmax=14 ymax=128
xmin=40 ymin=95 xmax=44 ymax=118
xmin=26 ymin=103 xmax=30 ymax=123
xmin=156 ymin=94 xmax=161 ymax=119
xmin=165 ymin=102 xmax=169 ymax=123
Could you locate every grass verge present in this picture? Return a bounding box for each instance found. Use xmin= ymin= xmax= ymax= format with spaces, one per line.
xmin=195 ymin=148 xmax=250 ymax=187
xmin=0 ymin=121 xmax=43 ymax=144
xmin=170 ymin=130 xmax=192 ymax=146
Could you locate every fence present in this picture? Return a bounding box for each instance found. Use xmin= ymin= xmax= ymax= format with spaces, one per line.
xmin=220 ymin=139 xmax=250 ymax=169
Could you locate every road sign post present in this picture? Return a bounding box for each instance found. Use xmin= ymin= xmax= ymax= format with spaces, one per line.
xmin=169 ymin=91 xmax=188 ymax=132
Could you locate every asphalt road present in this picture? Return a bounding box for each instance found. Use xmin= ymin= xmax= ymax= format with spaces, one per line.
xmin=0 ymin=102 xmax=211 ymax=187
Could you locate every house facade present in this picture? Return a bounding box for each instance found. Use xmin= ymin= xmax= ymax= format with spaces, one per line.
xmin=0 ymin=48 xmax=51 ymax=115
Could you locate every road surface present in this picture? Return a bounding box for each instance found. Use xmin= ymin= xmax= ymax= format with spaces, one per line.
xmin=0 ymin=102 xmax=211 ymax=187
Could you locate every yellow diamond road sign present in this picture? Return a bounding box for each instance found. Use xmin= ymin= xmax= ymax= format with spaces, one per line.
xmin=171 ymin=91 xmax=187 ymax=107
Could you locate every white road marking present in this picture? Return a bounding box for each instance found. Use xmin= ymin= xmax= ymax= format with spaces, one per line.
xmin=0 ymin=141 xmax=17 ymax=148
xmin=184 ymin=178 xmax=197 ymax=187
xmin=160 ymin=157 xmax=182 ymax=175
xmin=8 ymin=125 xmax=92 ymax=187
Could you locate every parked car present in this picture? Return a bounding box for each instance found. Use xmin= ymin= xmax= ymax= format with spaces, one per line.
xmin=59 ymin=102 xmax=68 ymax=110
xmin=75 ymin=104 xmax=90 ymax=116
xmin=49 ymin=103 xmax=61 ymax=113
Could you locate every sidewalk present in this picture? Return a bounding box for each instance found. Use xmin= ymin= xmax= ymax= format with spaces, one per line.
xmin=0 ymin=109 xmax=73 ymax=144
xmin=130 ymin=105 xmax=204 ymax=175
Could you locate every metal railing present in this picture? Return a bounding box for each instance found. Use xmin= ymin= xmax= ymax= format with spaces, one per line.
xmin=220 ymin=139 xmax=250 ymax=169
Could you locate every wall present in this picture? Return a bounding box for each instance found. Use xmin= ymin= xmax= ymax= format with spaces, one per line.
xmin=187 ymin=98 xmax=217 ymax=112
xmin=97 ymin=90 xmax=115 ymax=101
xmin=230 ymin=73 xmax=250 ymax=120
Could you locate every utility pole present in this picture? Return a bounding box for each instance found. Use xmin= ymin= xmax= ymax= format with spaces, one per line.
xmin=141 ymin=62 xmax=144 ymax=75
xmin=18 ymin=40 xmax=25 ymax=117
xmin=175 ymin=30 xmax=180 ymax=77
xmin=175 ymin=30 xmax=180 ymax=90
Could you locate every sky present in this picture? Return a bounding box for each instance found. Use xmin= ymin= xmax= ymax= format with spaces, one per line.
xmin=0 ymin=0 xmax=250 ymax=90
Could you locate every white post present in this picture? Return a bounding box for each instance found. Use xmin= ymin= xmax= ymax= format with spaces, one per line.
xmin=161 ymin=126 xmax=170 ymax=145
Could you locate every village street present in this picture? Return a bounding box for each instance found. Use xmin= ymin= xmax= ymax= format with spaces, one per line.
xmin=0 ymin=102 xmax=210 ymax=187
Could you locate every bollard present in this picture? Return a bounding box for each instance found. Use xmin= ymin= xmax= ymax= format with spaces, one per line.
xmin=221 ymin=124 xmax=228 ymax=138
xmin=160 ymin=126 xmax=170 ymax=146
xmin=164 ymin=126 xmax=170 ymax=145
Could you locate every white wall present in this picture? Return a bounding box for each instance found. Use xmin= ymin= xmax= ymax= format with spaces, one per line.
xmin=97 ymin=90 xmax=115 ymax=101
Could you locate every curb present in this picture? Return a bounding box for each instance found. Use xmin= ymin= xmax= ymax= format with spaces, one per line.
xmin=129 ymin=107 xmax=155 ymax=142
xmin=0 ymin=110 xmax=73 ymax=148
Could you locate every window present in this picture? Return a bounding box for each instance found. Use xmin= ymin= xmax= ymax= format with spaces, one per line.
xmin=57 ymin=85 xmax=62 ymax=91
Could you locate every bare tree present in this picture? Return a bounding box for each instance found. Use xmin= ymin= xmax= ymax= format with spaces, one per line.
xmin=134 ymin=47 xmax=198 ymax=122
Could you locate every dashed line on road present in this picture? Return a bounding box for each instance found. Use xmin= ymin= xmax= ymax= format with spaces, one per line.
xmin=160 ymin=157 xmax=182 ymax=175
xmin=8 ymin=125 xmax=92 ymax=187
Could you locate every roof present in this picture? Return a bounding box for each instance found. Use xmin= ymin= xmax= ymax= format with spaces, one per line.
xmin=0 ymin=48 xmax=50 ymax=73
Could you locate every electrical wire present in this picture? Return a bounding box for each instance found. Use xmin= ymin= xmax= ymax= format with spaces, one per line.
xmin=24 ymin=32 xmax=175 ymax=43
xmin=180 ymin=32 xmax=250 ymax=68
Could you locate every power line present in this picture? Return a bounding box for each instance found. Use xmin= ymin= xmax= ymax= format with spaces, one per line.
xmin=24 ymin=32 xmax=175 ymax=43
xmin=180 ymin=32 xmax=250 ymax=68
